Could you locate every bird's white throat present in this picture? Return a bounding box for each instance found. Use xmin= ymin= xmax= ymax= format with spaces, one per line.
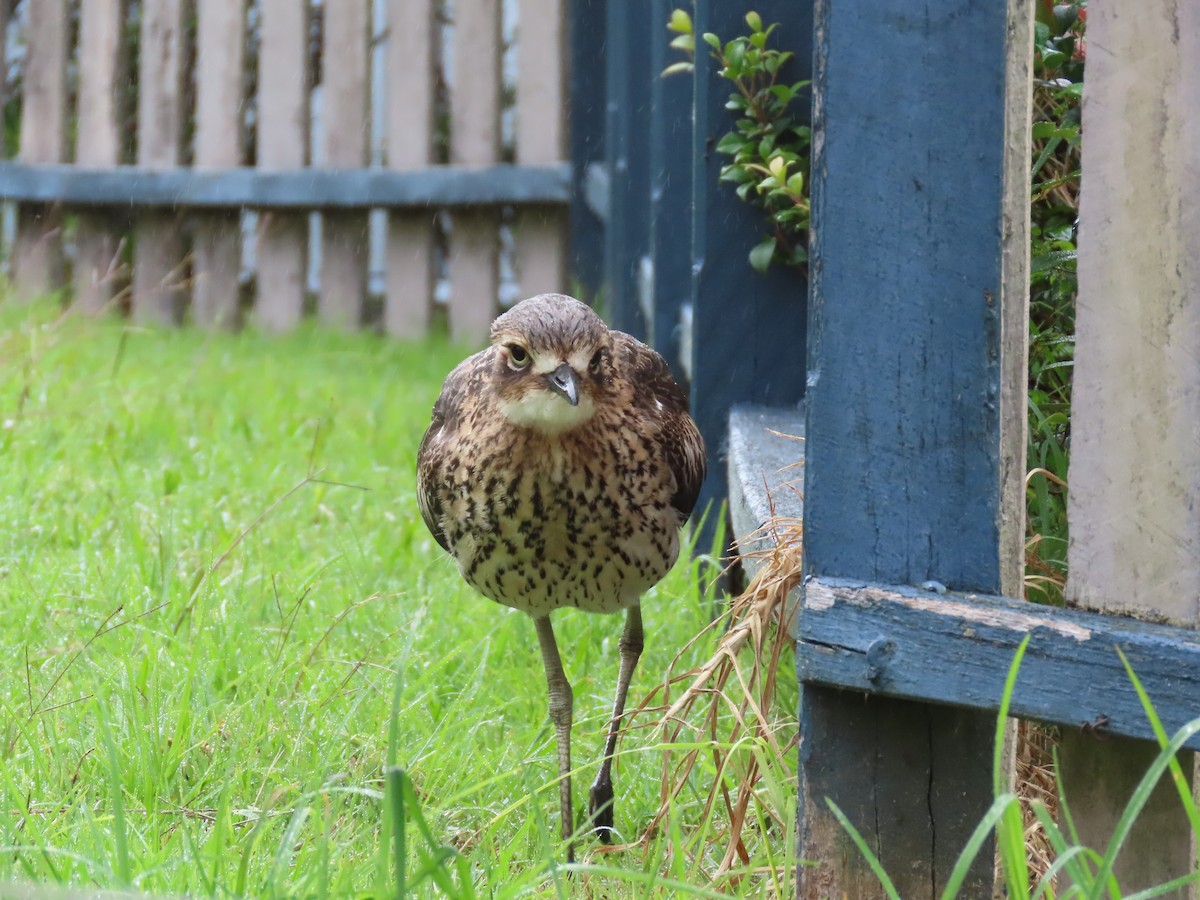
xmin=500 ymin=390 xmax=596 ymax=435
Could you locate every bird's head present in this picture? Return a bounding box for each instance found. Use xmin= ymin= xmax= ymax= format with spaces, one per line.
xmin=488 ymin=294 xmax=614 ymax=435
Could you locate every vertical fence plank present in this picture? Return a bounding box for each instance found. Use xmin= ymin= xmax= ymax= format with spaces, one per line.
xmin=319 ymin=0 xmax=370 ymax=329
xmin=193 ymin=0 xmax=246 ymax=328
xmin=645 ymin=0 xmax=691 ymax=380
xmin=0 ymin=0 xmax=9 ymax=125
xmin=799 ymin=0 xmax=1032 ymax=894
xmin=1061 ymin=0 xmax=1199 ymax=890
xmin=566 ymin=0 xmax=605 ymax=301
xmin=13 ymin=0 xmax=69 ymax=302
xmin=448 ymin=0 xmax=501 ymax=342
xmin=74 ymin=0 xmax=128 ymax=314
xmin=601 ymin=3 xmax=650 ymax=339
xmin=513 ymin=0 xmax=566 ymax=299
xmin=384 ymin=0 xmax=435 ymax=338
xmin=687 ymin=0 xmax=811 ymax=547
xmin=256 ymin=1 xmax=310 ymax=331
xmin=133 ymin=0 xmax=187 ymax=324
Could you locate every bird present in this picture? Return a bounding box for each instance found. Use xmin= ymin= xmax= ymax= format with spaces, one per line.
xmin=416 ymin=293 xmax=706 ymax=859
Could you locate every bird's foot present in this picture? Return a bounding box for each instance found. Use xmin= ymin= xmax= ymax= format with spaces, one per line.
xmin=588 ymin=778 xmax=615 ymax=843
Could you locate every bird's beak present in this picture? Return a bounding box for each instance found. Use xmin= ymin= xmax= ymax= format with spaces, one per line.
xmin=546 ymin=363 xmax=580 ymax=406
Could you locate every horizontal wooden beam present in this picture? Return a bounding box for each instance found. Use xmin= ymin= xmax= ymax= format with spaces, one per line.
xmin=800 ymin=576 xmax=1200 ymax=751
xmin=0 ymin=162 xmax=571 ymax=210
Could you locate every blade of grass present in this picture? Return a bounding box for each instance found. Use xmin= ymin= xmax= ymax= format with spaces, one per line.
xmin=994 ymin=636 xmax=1032 ymax=900
xmin=1085 ymin=717 xmax=1200 ymax=900
xmin=824 ymin=798 xmax=902 ymax=900
xmin=941 ymin=792 xmax=1021 ymax=900
xmin=97 ymin=703 xmax=131 ymax=887
xmin=1116 ymin=647 xmax=1200 ymax=835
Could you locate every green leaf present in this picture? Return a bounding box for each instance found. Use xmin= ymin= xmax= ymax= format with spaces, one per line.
xmin=726 ymin=40 xmax=746 ymax=71
xmin=745 ymin=10 xmax=762 ymax=32
xmin=668 ymin=33 xmax=694 ymax=52
xmin=749 ymin=237 xmax=777 ymax=272
xmin=702 ymin=32 xmax=721 ymax=51
xmin=786 ymin=171 xmax=805 ymax=196
xmin=667 ymin=8 xmax=693 ymax=34
xmin=661 ymin=60 xmax=694 ymax=77
xmin=715 ymin=131 xmax=747 ymax=154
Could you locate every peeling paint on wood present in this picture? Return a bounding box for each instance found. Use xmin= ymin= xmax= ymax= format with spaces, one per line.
xmin=800 ymin=576 xmax=1200 ymax=752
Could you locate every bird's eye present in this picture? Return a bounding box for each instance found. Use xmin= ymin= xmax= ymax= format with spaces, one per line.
xmin=506 ymin=344 xmax=531 ymax=369
xmin=588 ymin=349 xmax=604 ymax=373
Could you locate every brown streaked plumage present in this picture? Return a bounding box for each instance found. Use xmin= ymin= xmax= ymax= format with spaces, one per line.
xmin=417 ymin=293 xmax=706 ymax=858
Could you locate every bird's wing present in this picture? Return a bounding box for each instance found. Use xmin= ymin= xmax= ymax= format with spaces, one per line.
xmin=417 ymin=352 xmax=485 ymax=552
xmin=614 ymin=333 xmax=707 ymax=523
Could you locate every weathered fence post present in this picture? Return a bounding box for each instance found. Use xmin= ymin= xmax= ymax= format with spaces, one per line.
xmin=600 ymin=4 xmax=651 ymax=339
xmin=513 ymin=0 xmax=568 ymax=299
xmin=133 ymin=0 xmax=187 ymax=324
xmin=74 ymin=0 xmax=127 ymax=314
xmin=319 ymin=0 xmax=371 ymax=329
xmin=799 ymin=0 xmax=1032 ymax=894
xmin=1059 ymin=0 xmax=1200 ymax=891
xmin=13 ymin=0 xmax=68 ymax=302
xmin=255 ymin=1 xmax=310 ymax=331
xmin=566 ymin=0 xmax=605 ymax=299
xmin=688 ymin=0 xmax=811 ymax=537
xmin=384 ymin=0 xmax=436 ymax=338
xmin=194 ymin=0 xmax=246 ymax=328
xmin=644 ymin=0 xmax=693 ymax=383
xmin=448 ymin=0 xmax=502 ymax=342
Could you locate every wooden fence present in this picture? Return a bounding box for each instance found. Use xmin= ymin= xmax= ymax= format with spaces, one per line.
xmin=0 ymin=0 xmax=570 ymax=341
xmin=584 ymin=0 xmax=1198 ymax=896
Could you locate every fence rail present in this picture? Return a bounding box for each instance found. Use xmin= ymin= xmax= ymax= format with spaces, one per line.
xmin=0 ymin=0 xmax=569 ymax=339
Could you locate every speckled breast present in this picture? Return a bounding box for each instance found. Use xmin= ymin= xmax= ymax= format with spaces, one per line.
xmin=443 ymin=420 xmax=681 ymax=616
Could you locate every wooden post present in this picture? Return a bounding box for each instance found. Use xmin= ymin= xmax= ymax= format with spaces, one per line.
xmin=255 ymin=1 xmax=310 ymax=332
xmin=687 ymin=0 xmax=811 ymax=542
xmin=600 ymin=3 xmax=651 ymax=339
xmin=513 ymin=0 xmax=567 ymax=299
xmin=133 ymin=0 xmax=187 ymax=325
xmin=0 ymin=0 xmax=9 ymax=123
xmin=74 ymin=0 xmax=129 ymax=314
xmin=799 ymin=0 xmax=1032 ymax=895
xmin=1060 ymin=0 xmax=1199 ymax=891
xmin=319 ymin=0 xmax=370 ymax=330
xmin=193 ymin=0 xmax=245 ymax=328
xmin=448 ymin=0 xmax=501 ymax=343
xmin=13 ymin=0 xmax=69 ymax=302
xmin=645 ymin=0 xmax=692 ymax=381
xmin=383 ymin=0 xmax=436 ymax=338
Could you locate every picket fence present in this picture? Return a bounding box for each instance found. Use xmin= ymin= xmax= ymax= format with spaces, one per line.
xmin=0 ymin=0 xmax=569 ymax=341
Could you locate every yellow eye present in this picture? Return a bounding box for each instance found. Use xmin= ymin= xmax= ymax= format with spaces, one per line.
xmin=506 ymin=344 xmax=531 ymax=369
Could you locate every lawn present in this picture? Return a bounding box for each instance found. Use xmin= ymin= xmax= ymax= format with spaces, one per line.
xmin=0 ymin=303 xmax=796 ymax=898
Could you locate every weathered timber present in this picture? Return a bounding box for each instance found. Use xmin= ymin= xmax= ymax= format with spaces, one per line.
xmin=798 ymin=0 xmax=1033 ymax=894
xmin=688 ymin=0 xmax=812 ymax=547
xmin=255 ymin=0 xmax=310 ymax=331
xmin=193 ymin=0 xmax=246 ymax=328
xmin=13 ymin=0 xmax=68 ymax=301
xmin=799 ymin=576 xmax=1200 ymax=753
xmin=513 ymin=0 xmax=568 ymax=298
xmin=0 ymin=163 xmax=570 ymax=209
xmin=1060 ymin=0 xmax=1200 ymax=891
xmin=319 ymin=0 xmax=370 ymax=329
xmin=133 ymin=0 xmax=186 ymax=324
xmin=448 ymin=0 xmax=501 ymax=342
xmin=384 ymin=0 xmax=436 ymax=338
xmin=74 ymin=0 xmax=127 ymax=314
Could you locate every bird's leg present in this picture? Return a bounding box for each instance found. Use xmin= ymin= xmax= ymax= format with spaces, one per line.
xmin=588 ymin=604 xmax=644 ymax=843
xmin=534 ymin=614 xmax=576 ymax=861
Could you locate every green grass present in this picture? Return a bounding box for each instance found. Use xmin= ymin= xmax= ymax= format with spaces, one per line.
xmin=0 ymin=303 xmax=796 ymax=897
